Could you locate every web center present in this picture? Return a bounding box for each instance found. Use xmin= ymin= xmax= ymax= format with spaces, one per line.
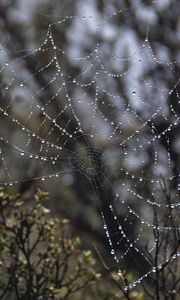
xmin=71 ymin=148 xmax=103 ymax=180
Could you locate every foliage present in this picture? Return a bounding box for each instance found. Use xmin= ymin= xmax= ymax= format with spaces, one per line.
xmin=0 ymin=188 xmax=101 ymax=300
xmin=0 ymin=187 xmax=179 ymax=300
xmin=0 ymin=188 xmax=145 ymax=300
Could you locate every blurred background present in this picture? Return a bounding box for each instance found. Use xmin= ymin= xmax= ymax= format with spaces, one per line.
xmin=0 ymin=0 xmax=179 ymax=289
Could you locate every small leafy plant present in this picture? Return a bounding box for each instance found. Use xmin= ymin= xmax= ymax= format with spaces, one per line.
xmin=0 ymin=188 xmax=100 ymax=300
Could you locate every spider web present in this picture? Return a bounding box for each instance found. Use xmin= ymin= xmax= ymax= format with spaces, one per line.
xmin=0 ymin=6 xmax=179 ymax=290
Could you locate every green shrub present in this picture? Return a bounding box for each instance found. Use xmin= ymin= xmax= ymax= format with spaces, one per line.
xmin=0 ymin=188 xmax=101 ymax=300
